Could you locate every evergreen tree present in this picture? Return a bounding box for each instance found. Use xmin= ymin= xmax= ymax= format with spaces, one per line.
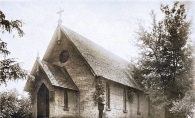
xmin=0 ymin=10 xmax=27 ymax=84
xmin=134 ymin=2 xmax=194 ymax=116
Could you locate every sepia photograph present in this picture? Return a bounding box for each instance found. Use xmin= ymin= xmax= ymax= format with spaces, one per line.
xmin=0 ymin=0 xmax=195 ymax=118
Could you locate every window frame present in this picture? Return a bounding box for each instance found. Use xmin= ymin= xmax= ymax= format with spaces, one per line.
xmin=123 ymin=88 xmax=127 ymax=113
xmin=106 ymin=82 xmax=111 ymax=111
xmin=137 ymin=93 xmax=141 ymax=115
xmin=63 ymin=90 xmax=69 ymax=111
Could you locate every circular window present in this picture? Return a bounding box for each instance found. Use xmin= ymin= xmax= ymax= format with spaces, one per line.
xmin=59 ymin=50 xmax=69 ymax=63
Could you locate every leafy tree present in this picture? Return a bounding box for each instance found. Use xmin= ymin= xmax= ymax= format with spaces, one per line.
xmin=12 ymin=95 xmax=32 ymax=118
xmin=0 ymin=10 xmax=27 ymax=84
xmin=0 ymin=89 xmax=19 ymax=118
xmin=134 ymin=2 xmax=194 ymax=117
xmin=0 ymin=89 xmax=32 ymax=118
xmin=170 ymin=90 xmax=195 ymax=118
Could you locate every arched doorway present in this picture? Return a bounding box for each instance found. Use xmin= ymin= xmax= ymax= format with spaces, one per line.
xmin=37 ymin=83 xmax=49 ymax=118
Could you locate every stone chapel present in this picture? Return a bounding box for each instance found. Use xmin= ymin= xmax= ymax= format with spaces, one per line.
xmin=24 ymin=13 xmax=150 ymax=118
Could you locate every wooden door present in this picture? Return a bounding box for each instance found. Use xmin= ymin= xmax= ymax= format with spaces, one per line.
xmin=37 ymin=83 xmax=49 ymax=118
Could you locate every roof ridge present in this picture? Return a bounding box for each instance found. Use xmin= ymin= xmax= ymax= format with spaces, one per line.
xmin=59 ymin=25 xmax=141 ymax=90
xmin=38 ymin=60 xmax=79 ymax=91
xmin=59 ymin=25 xmax=131 ymax=66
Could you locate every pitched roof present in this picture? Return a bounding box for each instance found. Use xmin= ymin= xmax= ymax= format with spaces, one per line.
xmin=59 ymin=25 xmax=141 ymax=90
xmin=24 ymin=60 xmax=79 ymax=91
xmin=38 ymin=60 xmax=78 ymax=90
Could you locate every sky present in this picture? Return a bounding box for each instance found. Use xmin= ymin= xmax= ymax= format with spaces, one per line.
xmin=0 ymin=0 xmax=194 ymax=95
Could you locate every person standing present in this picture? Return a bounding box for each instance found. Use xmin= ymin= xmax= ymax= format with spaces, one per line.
xmin=98 ymin=94 xmax=105 ymax=118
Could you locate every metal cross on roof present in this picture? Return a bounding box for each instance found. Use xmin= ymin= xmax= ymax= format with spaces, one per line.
xmin=57 ymin=7 xmax=64 ymax=24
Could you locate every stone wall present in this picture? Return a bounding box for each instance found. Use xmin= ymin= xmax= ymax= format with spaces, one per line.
xmin=47 ymin=32 xmax=99 ymax=117
xmin=31 ymin=71 xmax=80 ymax=118
xmin=31 ymin=66 xmax=150 ymax=118
xmin=50 ymin=87 xmax=79 ymax=118
xmin=31 ymin=72 xmax=54 ymax=117
xmin=102 ymin=80 xmax=149 ymax=118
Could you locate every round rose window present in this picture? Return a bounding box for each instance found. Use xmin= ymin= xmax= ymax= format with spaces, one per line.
xmin=59 ymin=50 xmax=69 ymax=63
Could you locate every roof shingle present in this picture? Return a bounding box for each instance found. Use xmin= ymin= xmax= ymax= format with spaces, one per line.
xmin=60 ymin=25 xmax=141 ymax=90
xmin=38 ymin=60 xmax=78 ymax=91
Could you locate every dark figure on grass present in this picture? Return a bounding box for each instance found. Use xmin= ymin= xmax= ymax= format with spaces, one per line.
xmin=98 ymin=94 xmax=105 ymax=118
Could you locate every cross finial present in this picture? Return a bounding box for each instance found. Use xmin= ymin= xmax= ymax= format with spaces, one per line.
xmin=57 ymin=7 xmax=64 ymax=25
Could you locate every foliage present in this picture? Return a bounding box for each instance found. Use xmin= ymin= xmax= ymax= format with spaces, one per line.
xmin=0 ymin=11 xmax=24 ymax=37
xmin=170 ymin=90 xmax=195 ymax=118
xmin=12 ymin=96 xmax=32 ymax=118
xmin=134 ymin=2 xmax=194 ymax=116
xmin=94 ymin=77 xmax=105 ymax=104
xmin=0 ymin=10 xmax=27 ymax=85
xmin=127 ymin=88 xmax=135 ymax=102
xmin=0 ymin=89 xmax=32 ymax=118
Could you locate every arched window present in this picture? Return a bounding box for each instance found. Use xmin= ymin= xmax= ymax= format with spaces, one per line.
xmin=123 ymin=88 xmax=127 ymax=113
xmin=106 ymin=82 xmax=110 ymax=110
xmin=64 ymin=90 xmax=69 ymax=111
